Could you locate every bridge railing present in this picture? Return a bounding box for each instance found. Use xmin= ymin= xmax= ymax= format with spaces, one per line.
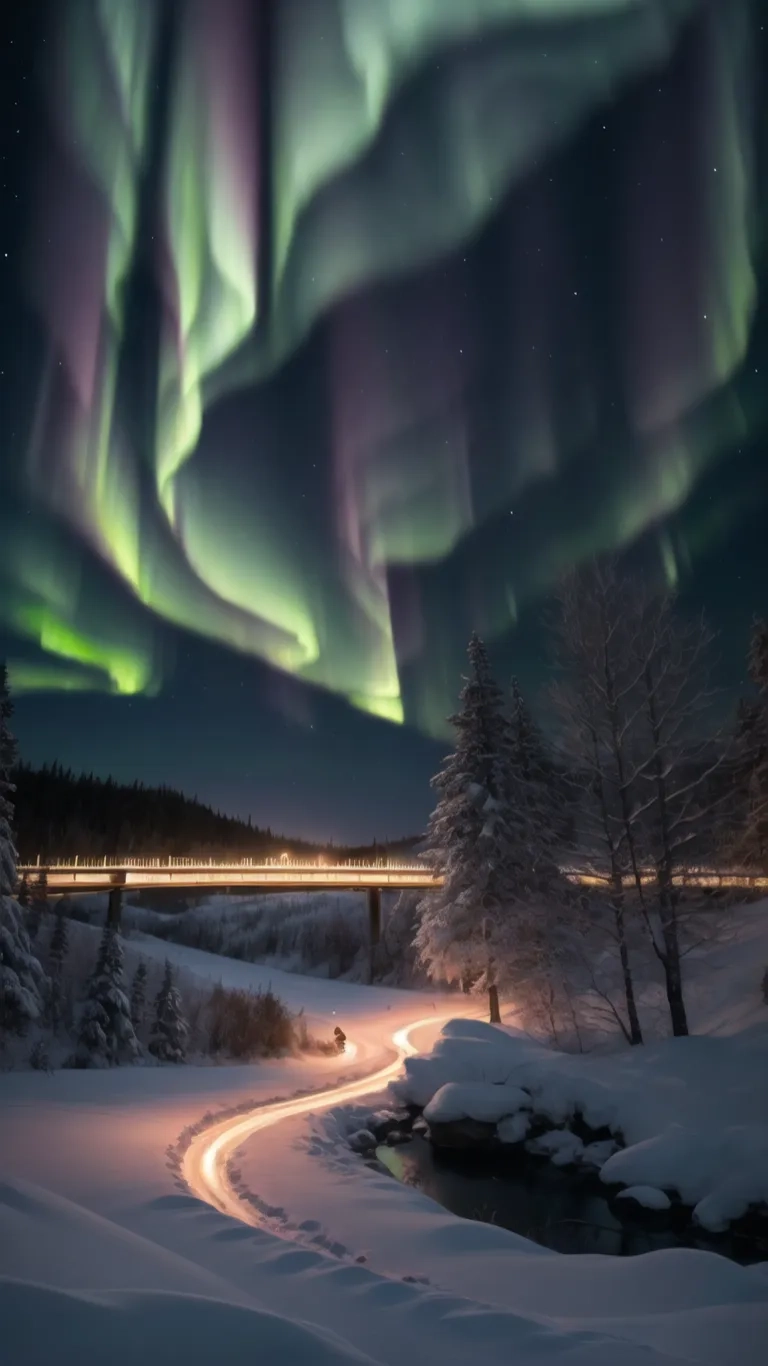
xmin=18 ymin=855 xmax=431 ymax=872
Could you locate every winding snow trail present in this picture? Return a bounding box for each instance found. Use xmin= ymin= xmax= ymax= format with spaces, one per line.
xmin=183 ymin=1015 xmax=449 ymax=1221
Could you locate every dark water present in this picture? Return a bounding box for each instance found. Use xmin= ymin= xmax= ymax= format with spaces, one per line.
xmin=377 ymin=1137 xmax=766 ymax=1264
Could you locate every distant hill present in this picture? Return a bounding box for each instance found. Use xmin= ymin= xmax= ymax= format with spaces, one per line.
xmin=11 ymin=763 xmax=420 ymax=863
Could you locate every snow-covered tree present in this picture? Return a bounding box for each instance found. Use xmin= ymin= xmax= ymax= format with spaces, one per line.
xmin=414 ymin=634 xmax=570 ymax=1023
xmin=49 ymin=907 xmax=69 ymax=974
xmin=25 ymin=870 xmax=48 ymax=943
xmin=46 ymin=908 xmax=69 ymax=1033
xmin=379 ymin=890 xmax=430 ymax=986
xmin=149 ymin=959 xmax=188 ymax=1063
xmin=76 ymin=925 xmax=140 ymax=1066
xmin=18 ymin=870 xmax=38 ymax=943
xmin=0 ymin=664 xmax=47 ymax=1037
xmin=130 ymin=959 xmax=148 ymax=1033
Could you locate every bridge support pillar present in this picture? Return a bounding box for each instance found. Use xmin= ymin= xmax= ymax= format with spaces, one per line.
xmin=107 ymin=886 xmax=123 ymax=931
xmin=368 ymin=887 xmax=381 ymax=983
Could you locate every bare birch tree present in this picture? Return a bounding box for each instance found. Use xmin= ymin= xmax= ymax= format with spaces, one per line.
xmin=630 ymin=591 xmax=729 ymax=1036
xmin=548 ymin=562 xmax=645 ymax=1045
xmin=730 ymin=618 xmax=768 ymax=870
xmin=549 ymin=558 xmax=727 ymax=1040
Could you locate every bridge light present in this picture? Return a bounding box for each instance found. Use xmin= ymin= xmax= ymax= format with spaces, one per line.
xmin=279 ymin=851 xmax=290 ymax=865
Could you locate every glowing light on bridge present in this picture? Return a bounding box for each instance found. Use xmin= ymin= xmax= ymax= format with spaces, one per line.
xmin=16 ymin=859 xmax=768 ymax=896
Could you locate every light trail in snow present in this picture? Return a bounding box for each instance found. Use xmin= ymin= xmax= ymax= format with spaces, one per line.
xmin=183 ymin=1014 xmax=453 ymax=1223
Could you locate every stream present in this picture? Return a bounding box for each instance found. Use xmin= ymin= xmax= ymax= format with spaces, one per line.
xmin=376 ymin=1136 xmax=767 ymax=1264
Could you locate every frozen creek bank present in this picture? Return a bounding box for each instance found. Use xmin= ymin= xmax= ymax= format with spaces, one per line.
xmin=341 ymin=1019 xmax=768 ymax=1240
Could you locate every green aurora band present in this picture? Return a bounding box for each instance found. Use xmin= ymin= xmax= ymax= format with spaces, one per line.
xmin=2 ymin=0 xmax=761 ymax=735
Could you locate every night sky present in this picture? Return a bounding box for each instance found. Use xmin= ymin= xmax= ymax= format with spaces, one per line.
xmin=1 ymin=1 xmax=766 ymax=843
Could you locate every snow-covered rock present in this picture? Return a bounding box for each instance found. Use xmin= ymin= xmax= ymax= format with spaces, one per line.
xmin=424 ymin=1080 xmax=530 ymax=1125
xmin=601 ymin=1124 xmax=768 ymax=1231
xmin=580 ymin=1140 xmax=619 ymax=1169
xmin=497 ymin=1112 xmax=530 ymax=1145
xmin=526 ymin=1130 xmax=585 ymax=1167
xmin=348 ymin=1130 xmax=378 ymax=1154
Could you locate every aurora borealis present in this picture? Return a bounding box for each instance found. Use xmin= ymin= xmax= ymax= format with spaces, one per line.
xmin=0 ymin=0 xmax=766 ymax=838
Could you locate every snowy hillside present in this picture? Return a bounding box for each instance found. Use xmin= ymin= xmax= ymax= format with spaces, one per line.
xmin=122 ymin=887 xmax=424 ymax=986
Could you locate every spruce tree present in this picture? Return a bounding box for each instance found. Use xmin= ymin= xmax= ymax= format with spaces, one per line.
xmin=46 ymin=908 xmax=69 ymax=1033
xmin=76 ymin=925 xmax=140 ymax=1066
xmin=149 ymin=959 xmax=189 ymax=1063
xmin=130 ymin=960 xmax=148 ymax=1033
xmin=0 ymin=664 xmax=47 ymax=1036
xmin=26 ymin=870 xmax=48 ymax=943
xmin=414 ymin=634 xmax=567 ymax=1023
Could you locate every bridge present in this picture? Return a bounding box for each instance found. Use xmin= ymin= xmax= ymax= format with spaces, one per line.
xmin=18 ymin=859 xmax=443 ymax=973
xmin=19 ymin=856 xmax=439 ymax=894
xmin=18 ymin=858 xmax=766 ymax=981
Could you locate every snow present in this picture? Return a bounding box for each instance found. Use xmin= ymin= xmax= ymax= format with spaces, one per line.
xmin=393 ymin=1009 xmax=768 ymax=1228
xmin=1 ymin=911 xmax=767 ymax=1365
xmin=1 ymin=1278 xmax=382 ymax=1366
xmin=238 ymin=1098 xmax=768 ymax=1365
xmin=617 ymin=1187 xmax=673 ymax=1212
xmin=526 ymin=1128 xmax=585 ymax=1166
xmin=581 ymin=1139 xmax=620 ymax=1169
xmin=423 ymin=1079 xmax=530 ymax=1124
xmin=0 ymin=1182 xmax=381 ymax=1365
xmin=497 ymin=1111 xmax=531 ymax=1144
xmin=348 ymin=1129 xmax=378 ymax=1152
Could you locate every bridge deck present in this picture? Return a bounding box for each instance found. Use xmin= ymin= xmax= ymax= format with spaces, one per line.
xmin=16 ymin=861 xmax=767 ymax=896
xmin=17 ymin=862 xmax=442 ymax=894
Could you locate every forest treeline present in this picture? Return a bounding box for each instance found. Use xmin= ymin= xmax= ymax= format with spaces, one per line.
xmin=11 ymin=763 xmax=420 ymax=863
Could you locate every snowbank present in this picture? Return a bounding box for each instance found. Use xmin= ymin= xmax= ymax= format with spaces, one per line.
xmin=1 ymin=1279 xmax=382 ymax=1366
xmin=392 ymin=1017 xmax=768 ymax=1228
xmin=0 ymin=1179 xmax=381 ymax=1366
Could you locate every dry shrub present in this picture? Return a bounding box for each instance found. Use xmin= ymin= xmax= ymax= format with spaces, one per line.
xmin=292 ymin=1010 xmax=339 ymax=1056
xmin=204 ymin=983 xmax=294 ymax=1058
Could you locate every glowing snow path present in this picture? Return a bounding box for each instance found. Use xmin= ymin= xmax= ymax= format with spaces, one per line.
xmin=184 ymin=1016 xmax=449 ymax=1221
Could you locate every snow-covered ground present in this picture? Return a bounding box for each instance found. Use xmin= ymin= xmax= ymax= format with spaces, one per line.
xmin=2 ymin=906 xmax=767 ymax=1365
